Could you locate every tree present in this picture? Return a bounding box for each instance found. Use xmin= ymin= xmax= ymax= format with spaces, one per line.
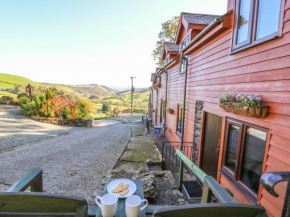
xmin=102 ymin=103 xmax=112 ymax=112
xmin=13 ymin=85 xmax=25 ymax=94
xmin=152 ymin=16 xmax=180 ymax=67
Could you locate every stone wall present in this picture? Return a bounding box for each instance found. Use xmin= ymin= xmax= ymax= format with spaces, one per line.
xmin=31 ymin=116 xmax=94 ymax=127
xmin=193 ymin=101 xmax=203 ymax=163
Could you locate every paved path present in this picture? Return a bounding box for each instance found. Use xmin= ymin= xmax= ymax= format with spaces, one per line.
xmin=0 ymin=105 xmax=87 ymax=152
xmin=0 ymin=119 xmax=131 ymax=204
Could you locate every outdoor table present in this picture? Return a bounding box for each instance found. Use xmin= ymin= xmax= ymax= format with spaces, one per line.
xmin=96 ymin=178 xmax=146 ymax=217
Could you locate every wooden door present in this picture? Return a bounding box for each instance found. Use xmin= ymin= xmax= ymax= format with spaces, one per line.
xmin=201 ymin=112 xmax=223 ymax=178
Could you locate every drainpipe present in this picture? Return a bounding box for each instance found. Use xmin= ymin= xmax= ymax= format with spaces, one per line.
xmin=181 ymin=52 xmax=189 ymax=151
xmin=155 ymin=87 xmax=158 ymax=125
xmin=164 ymin=69 xmax=169 ymax=128
xmin=148 ymin=87 xmax=152 ymax=120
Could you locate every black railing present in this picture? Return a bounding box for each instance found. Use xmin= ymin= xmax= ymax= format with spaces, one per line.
xmin=159 ymin=141 xmax=195 ymax=171
xmin=261 ymin=172 xmax=290 ymax=217
xmin=141 ymin=115 xmax=150 ymax=134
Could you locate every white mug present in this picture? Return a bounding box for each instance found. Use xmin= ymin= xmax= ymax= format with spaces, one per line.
xmin=95 ymin=194 xmax=118 ymax=217
xmin=125 ymin=195 xmax=148 ymax=217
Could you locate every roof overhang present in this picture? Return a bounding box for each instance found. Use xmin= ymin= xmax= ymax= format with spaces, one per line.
xmin=183 ymin=10 xmax=233 ymax=55
xmin=175 ymin=14 xmax=208 ymax=44
xmin=162 ymin=43 xmax=179 ymax=60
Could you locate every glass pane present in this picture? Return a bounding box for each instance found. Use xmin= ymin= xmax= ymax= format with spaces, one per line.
xmin=178 ymin=107 xmax=183 ymax=133
xmin=237 ymin=0 xmax=251 ymax=44
xmin=181 ymin=59 xmax=186 ymax=72
xmin=240 ymin=127 xmax=266 ymax=193
xmin=256 ymin=0 xmax=281 ymax=40
xmin=225 ymin=125 xmax=240 ymax=172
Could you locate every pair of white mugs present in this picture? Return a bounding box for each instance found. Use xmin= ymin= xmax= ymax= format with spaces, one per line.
xmin=96 ymin=194 xmax=148 ymax=217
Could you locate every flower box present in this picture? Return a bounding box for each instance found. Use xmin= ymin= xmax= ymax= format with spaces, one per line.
xmin=166 ymin=108 xmax=174 ymax=114
xmin=220 ymin=102 xmax=269 ymax=118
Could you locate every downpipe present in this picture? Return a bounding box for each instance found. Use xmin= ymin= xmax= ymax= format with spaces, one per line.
xmin=181 ymin=52 xmax=189 ymax=151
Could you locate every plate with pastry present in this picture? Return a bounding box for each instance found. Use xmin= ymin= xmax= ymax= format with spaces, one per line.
xmin=107 ymin=179 xmax=137 ymax=198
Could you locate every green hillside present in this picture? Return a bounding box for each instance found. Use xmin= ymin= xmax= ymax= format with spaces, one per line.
xmin=0 ymin=72 xmax=40 ymax=87
xmin=0 ymin=81 xmax=14 ymax=89
xmin=43 ymin=83 xmax=75 ymax=93
xmin=0 ymin=72 xmax=149 ymax=117
xmin=68 ymin=84 xmax=115 ymax=96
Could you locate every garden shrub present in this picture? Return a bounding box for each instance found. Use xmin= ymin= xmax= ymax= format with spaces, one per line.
xmin=63 ymin=107 xmax=72 ymax=119
xmin=17 ymin=93 xmax=28 ymax=98
xmin=75 ymin=99 xmax=93 ymax=119
xmin=22 ymin=101 xmax=37 ymax=116
xmin=45 ymin=89 xmax=54 ymax=100
xmin=18 ymin=96 xmax=30 ymax=107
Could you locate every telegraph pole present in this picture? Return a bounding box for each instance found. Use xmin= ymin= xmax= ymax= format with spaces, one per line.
xmin=130 ymin=76 xmax=136 ymax=115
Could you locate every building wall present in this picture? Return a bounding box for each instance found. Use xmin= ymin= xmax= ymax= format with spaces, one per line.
xmin=184 ymin=3 xmax=290 ymax=216
xmin=156 ymin=72 xmax=167 ymax=125
xmin=151 ymin=87 xmax=158 ymax=126
xmin=165 ymin=62 xmax=185 ymax=143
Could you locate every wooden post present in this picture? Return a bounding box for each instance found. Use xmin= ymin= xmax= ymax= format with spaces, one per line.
xmin=130 ymin=76 xmax=135 ymax=115
xmin=31 ymin=174 xmax=43 ymax=192
xmin=179 ymin=151 xmax=184 ymax=192
xmin=201 ymin=182 xmax=213 ymax=203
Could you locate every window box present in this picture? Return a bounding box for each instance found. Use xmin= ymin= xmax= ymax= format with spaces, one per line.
xmin=220 ymin=102 xmax=269 ymax=118
xmin=166 ymin=107 xmax=174 ymax=114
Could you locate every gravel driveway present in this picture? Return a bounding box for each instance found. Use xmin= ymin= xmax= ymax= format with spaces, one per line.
xmin=0 ymin=116 xmax=131 ymax=204
xmin=0 ymin=105 xmax=87 ymax=152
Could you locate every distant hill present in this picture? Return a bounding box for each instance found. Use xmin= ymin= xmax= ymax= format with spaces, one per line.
xmin=66 ymin=84 xmax=116 ymax=96
xmin=0 ymin=72 xmax=117 ymax=97
xmin=116 ymin=88 xmax=149 ymax=95
xmin=0 ymin=72 xmax=41 ymax=88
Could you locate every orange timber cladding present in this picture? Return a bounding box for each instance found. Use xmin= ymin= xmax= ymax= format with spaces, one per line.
xmin=149 ymin=0 xmax=290 ymax=216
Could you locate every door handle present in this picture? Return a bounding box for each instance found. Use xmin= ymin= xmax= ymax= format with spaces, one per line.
xmin=216 ymin=139 xmax=221 ymax=154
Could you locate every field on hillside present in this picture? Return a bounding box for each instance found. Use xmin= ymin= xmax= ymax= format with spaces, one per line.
xmin=0 ymin=81 xmax=14 ymax=89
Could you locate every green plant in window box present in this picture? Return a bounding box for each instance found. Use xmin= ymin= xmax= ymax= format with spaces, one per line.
xmin=219 ymin=92 xmax=269 ymax=118
xmin=166 ymin=107 xmax=174 ymax=114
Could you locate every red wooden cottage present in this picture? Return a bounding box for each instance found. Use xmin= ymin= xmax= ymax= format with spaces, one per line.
xmin=149 ymin=0 xmax=290 ymax=216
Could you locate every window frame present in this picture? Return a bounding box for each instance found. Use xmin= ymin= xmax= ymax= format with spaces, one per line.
xmin=180 ymin=36 xmax=189 ymax=74
xmin=232 ymin=0 xmax=284 ymax=53
xmin=221 ymin=118 xmax=268 ymax=203
xmin=176 ymin=104 xmax=183 ymax=137
xmin=160 ymin=99 xmax=165 ymax=124
xmin=165 ymin=55 xmax=170 ymax=64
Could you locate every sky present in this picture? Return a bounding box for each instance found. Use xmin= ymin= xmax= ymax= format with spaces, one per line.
xmin=0 ymin=0 xmax=227 ymax=89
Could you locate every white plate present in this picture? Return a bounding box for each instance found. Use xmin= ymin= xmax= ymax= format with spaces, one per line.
xmin=107 ymin=179 xmax=137 ymax=198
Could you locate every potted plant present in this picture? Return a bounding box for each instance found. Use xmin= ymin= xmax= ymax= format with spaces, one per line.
xmin=219 ymin=91 xmax=269 ymax=118
xmin=166 ymin=107 xmax=174 ymax=114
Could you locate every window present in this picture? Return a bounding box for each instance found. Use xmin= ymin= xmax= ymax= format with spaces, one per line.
xmin=233 ymin=0 xmax=282 ymax=51
xmin=176 ymin=105 xmax=183 ymax=136
xmin=165 ymin=56 xmax=170 ymax=64
xmin=180 ymin=36 xmax=189 ymax=73
xmin=222 ymin=119 xmax=267 ymax=202
xmin=160 ymin=100 xmax=165 ymax=123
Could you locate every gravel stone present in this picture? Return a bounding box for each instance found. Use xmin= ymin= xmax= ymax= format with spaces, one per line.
xmin=0 ymin=106 xmax=88 ymax=152
xmin=0 ymin=116 xmax=131 ymax=205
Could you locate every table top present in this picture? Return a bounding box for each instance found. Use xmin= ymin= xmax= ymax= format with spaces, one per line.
xmin=96 ymin=178 xmax=146 ymax=217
